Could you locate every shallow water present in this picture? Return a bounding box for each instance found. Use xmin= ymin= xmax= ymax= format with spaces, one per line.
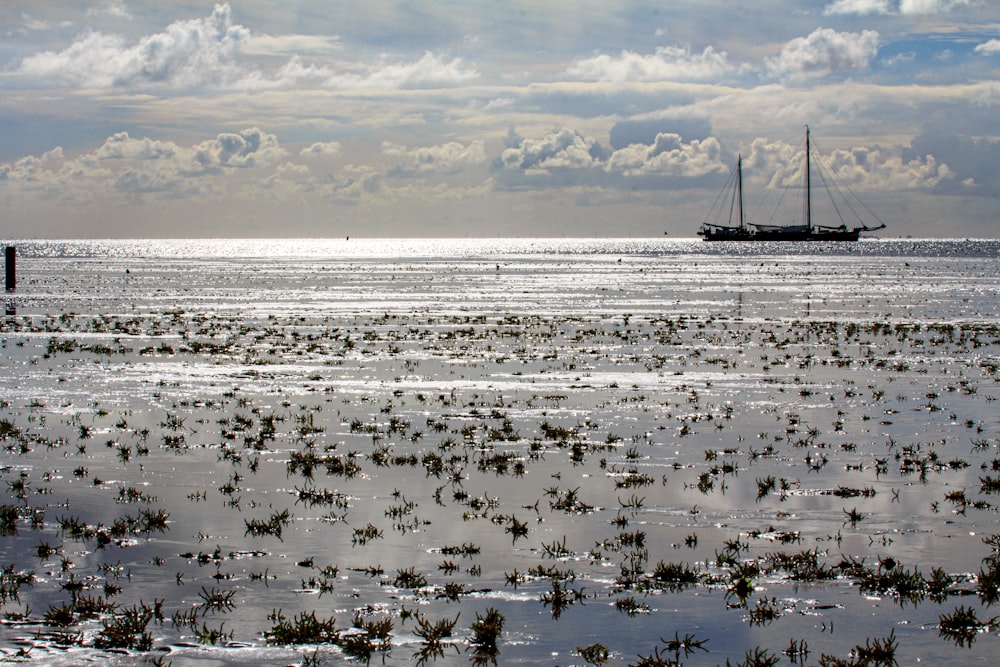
xmin=1 ymin=238 xmax=999 ymax=665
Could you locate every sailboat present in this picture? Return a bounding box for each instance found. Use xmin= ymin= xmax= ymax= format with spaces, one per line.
xmin=697 ymin=154 xmax=754 ymax=241
xmin=698 ymin=127 xmax=886 ymax=241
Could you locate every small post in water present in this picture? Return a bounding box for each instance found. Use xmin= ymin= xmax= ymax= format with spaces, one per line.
xmin=4 ymin=246 xmax=14 ymax=292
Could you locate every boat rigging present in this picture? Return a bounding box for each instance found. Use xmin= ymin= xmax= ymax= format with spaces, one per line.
xmin=698 ymin=127 xmax=887 ymax=241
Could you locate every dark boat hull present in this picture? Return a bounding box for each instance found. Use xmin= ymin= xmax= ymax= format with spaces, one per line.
xmin=754 ymin=226 xmax=861 ymax=242
xmin=697 ymin=226 xmax=754 ymax=241
xmin=699 ymin=224 xmax=883 ymax=241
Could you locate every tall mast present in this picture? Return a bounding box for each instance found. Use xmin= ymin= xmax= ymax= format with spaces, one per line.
xmin=804 ymin=126 xmax=812 ymax=232
xmin=737 ymin=154 xmax=745 ymax=230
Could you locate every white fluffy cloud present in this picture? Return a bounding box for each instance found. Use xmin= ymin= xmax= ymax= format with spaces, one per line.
xmin=489 ymin=129 xmax=957 ymax=194
xmin=360 ymin=52 xmax=478 ymax=89
xmin=573 ymin=31 xmax=887 ymax=85
xmin=300 ymin=141 xmax=343 ymax=157
xmin=899 ymin=0 xmax=974 ymax=14
xmin=826 ymin=147 xmax=951 ymax=189
xmin=14 ymin=4 xmax=477 ymax=91
xmin=0 ymin=147 xmax=74 ymax=190
xmin=0 ymin=128 xmax=286 ymax=202
xmin=746 ymin=137 xmax=952 ymax=191
xmin=568 ymin=45 xmax=734 ymax=82
xmin=824 ymin=0 xmax=893 ymax=15
xmin=0 ymin=127 xmax=486 ymax=209
xmin=19 ymin=4 xmax=248 ymax=88
xmin=93 ymin=132 xmax=178 ymax=161
xmin=191 ymin=128 xmax=284 ymax=170
xmin=494 ymin=128 xmax=726 ymax=185
xmin=607 ymin=134 xmax=724 ymax=177
xmin=499 ymin=129 xmax=606 ymax=171
xmin=235 ymin=51 xmax=478 ymax=90
xmin=824 ymin=0 xmax=972 ymax=13
xmin=975 ymin=40 xmax=1000 ymax=56
xmin=385 ymin=140 xmax=487 ymax=175
xmin=493 ymin=127 xmax=951 ymax=192
xmin=767 ymin=28 xmax=881 ymax=79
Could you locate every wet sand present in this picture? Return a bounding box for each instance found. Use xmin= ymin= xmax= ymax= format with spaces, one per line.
xmin=0 ymin=239 xmax=998 ymax=665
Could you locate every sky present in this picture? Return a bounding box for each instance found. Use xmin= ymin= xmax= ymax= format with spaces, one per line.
xmin=0 ymin=1 xmax=997 ymax=238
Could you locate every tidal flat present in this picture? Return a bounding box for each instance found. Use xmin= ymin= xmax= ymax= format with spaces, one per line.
xmin=0 ymin=238 xmax=999 ymax=666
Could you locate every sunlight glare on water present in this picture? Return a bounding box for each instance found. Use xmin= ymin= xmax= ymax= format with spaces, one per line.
xmin=0 ymin=238 xmax=998 ymax=666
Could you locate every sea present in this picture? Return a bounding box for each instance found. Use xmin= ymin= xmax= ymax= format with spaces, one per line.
xmin=0 ymin=238 xmax=998 ymax=665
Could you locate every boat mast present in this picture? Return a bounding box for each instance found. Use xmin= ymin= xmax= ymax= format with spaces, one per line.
xmin=737 ymin=154 xmax=745 ymax=231
xmin=804 ymin=126 xmax=812 ymax=233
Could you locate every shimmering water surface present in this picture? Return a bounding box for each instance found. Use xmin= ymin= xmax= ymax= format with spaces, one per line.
xmin=1 ymin=238 xmax=999 ymax=665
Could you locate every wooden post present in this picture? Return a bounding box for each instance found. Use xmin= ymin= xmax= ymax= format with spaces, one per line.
xmin=4 ymin=246 xmax=14 ymax=292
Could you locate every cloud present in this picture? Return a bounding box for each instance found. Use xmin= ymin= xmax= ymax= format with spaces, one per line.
xmin=607 ymin=134 xmax=725 ymax=177
xmin=241 ymin=34 xmax=342 ymax=57
xmin=191 ymin=128 xmax=284 ymax=170
xmin=609 ymin=118 xmax=713 ymax=150
xmin=975 ymin=40 xmax=1000 ymax=56
xmin=380 ymin=142 xmax=407 ymax=157
xmin=234 ymin=51 xmax=478 ymax=90
xmin=905 ymin=130 xmax=1000 ymax=194
xmin=276 ymin=162 xmax=310 ymax=177
xmin=883 ymin=51 xmax=917 ymax=66
xmin=18 ymin=3 xmax=248 ymax=88
xmin=825 ymin=0 xmax=974 ymax=14
xmin=0 ymin=147 xmax=68 ymax=185
xmin=300 ymin=141 xmax=343 ymax=157
xmin=824 ymin=0 xmax=893 ymax=14
xmin=822 ymin=147 xmax=951 ymax=189
xmin=13 ymin=4 xmax=475 ymax=92
xmin=746 ymin=136 xmax=952 ymax=191
xmin=20 ymin=13 xmax=66 ymax=31
xmin=567 ymin=45 xmax=734 ymax=82
xmin=492 ymin=127 xmax=725 ymax=191
xmin=498 ymin=128 xmax=607 ymax=172
xmin=0 ymin=127 xmax=286 ymax=202
xmin=104 ymin=127 xmax=285 ymax=198
xmin=899 ymin=0 xmax=974 ymax=14
xmin=0 ymin=125 xmax=411 ymax=209
xmin=360 ymin=52 xmax=478 ymax=89
xmin=767 ymin=28 xmax=880 ymax=80
xmin=255 ymin=161 xmax=313 ymax=199
xmin=323 ymin=165 xmax=382 ymax=204
xmin=234 ymin=55 xmax=335 ymax=90
xmin=93 ymin=132 xmax=178 ymax=161
xmin=494 ymin=127 xmax=943 ymax=194
xmin=86 ymin=1 xmax=132 ymax=19
xmin=385 ymin=140 xmax=487 ymax=175
xmin=483 ymin=97 xmax=515 ymax=111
